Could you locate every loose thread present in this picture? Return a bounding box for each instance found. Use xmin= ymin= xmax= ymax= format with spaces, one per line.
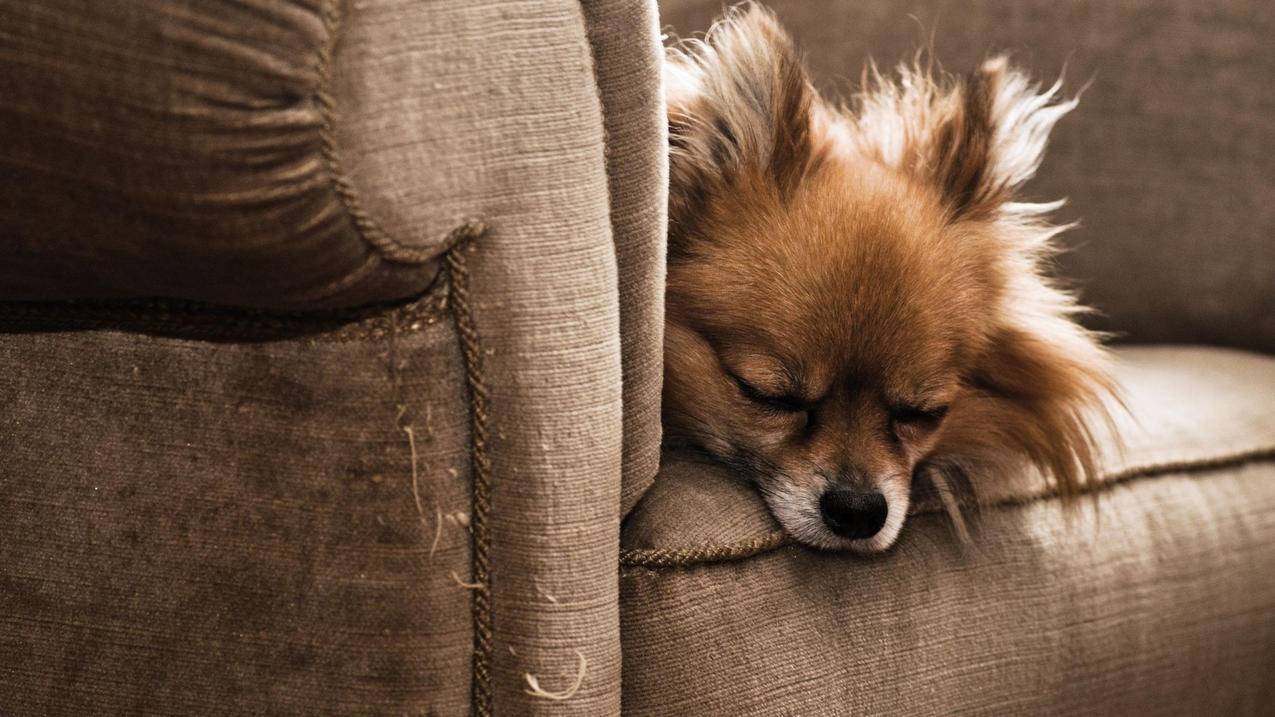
xmin=524 ymin=649 xmax=588 ymax=701
xmin=450 ymin=571 xmax=485 ymax=590
xmin=401 ymin=419 xmax=444 ymax=561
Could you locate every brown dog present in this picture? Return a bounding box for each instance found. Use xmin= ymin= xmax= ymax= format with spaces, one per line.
xmin=661 ymin=5 xmax=1115 ymax=551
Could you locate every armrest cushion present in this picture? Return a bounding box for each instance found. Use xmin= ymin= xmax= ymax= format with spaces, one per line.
xmin=0 ymin=0 xmax=477 ymax=308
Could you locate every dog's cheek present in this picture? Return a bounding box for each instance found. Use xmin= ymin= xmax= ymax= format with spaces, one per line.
xmin=661 ymin=321 xmax=739 ymax=449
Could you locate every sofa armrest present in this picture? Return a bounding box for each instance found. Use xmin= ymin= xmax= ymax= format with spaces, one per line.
xmin=0 ymin=0 xmax=667 ymax=713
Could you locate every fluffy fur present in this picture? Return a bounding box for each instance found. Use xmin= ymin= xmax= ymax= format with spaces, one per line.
xmin=662 ymin=4 xmax=1116 ymax=552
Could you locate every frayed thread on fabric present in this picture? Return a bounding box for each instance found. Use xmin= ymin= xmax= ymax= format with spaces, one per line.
xmin=398 ymin=417 xmax=444 ymax=560
xmin=524 ymin=649 xmax=588 ymax=701
xmin=450 ymin=571 xmax=485 ymax=590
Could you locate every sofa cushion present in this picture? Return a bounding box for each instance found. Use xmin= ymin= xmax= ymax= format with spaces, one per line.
xmin=0 ymin=292 xmax=482 ymax=714
xmin=620 ymin=346 xmax=1275 ymax=714
xmin=659 ymin=0 xmax=1275 ymax=355
xmin=0 ymin=0 xmax=453 ymax=308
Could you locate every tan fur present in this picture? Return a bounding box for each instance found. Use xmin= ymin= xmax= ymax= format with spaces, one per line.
xmin=663 ymin=4 xmax=1116 ymax=551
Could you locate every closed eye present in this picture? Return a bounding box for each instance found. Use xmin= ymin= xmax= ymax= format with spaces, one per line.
xmin=730 ymin=373 xmax=808 ymax=413
xmin=890 ymin=404 xmax=949 ymax=425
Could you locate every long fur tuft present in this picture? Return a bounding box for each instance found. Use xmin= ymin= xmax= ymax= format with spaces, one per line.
xmin=664 ymin=4 xmax=819 ymax=243
xmin=845 ymin=54 xmax=1117 ymax=498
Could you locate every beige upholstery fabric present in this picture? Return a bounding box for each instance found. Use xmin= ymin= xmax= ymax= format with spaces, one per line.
xmin=581 ymin=0 xmax=669 ymax=517
xmin=660 ymin=0 xmax=1275 ymax=354
xmin=0 ymin=297 xmax=479 ymax=714
xmin=0 ymin=0 xmax=440 ymax=308
xmin=1 ymin=0 xmax=671 ymax=712
xmin=621 ymin=347 xmax=1275 ymax=714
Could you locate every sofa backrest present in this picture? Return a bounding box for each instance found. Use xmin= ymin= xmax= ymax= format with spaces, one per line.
xmin=661 ymin=0 xmax=1275 ymax=354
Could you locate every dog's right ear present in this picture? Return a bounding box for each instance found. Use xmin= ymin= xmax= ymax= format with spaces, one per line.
xmin=664 ymin=4 xmax=817 ymax=243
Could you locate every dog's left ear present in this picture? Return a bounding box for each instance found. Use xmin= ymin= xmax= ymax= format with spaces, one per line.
xmin=856 ymin=57 xmax=1076 ymax=221
xmin=934 ymin=58 xmax=1077 ymax=220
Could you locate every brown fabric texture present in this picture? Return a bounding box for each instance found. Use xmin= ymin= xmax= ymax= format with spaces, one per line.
xmin=581 ymin=0 xmax=669 ymax=518
xmin=0 ymin=301 xmax=478 ymax=714
xmin=332 ymin=6 xmax=665 ymax=701
xmin=660 ymin=0 xmax=1275 ymax=354
xmin=0 ymin=0 xmax=456 ymax=308
xmin=621 ymin=346 xmax=1275 ymax=714
xmin=623 ymin=464 xmax=1275 ymax=715
xmin=386 ymin=1 xmax=626 ymax=712
xmin=0 ymin=0 xmax=671 ymax=712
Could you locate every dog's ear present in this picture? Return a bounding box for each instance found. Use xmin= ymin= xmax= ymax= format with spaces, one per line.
xmin=946 ymin=324 xmax=1114 ymax=492
xmin=664 ymin=5 xmax=818 ymax=239
xmin=854 ymin=57 xmax=1075 ymax=221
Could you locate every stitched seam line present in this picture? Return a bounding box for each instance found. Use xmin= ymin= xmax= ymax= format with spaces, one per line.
xmin=443 ymin=225 xmax=494 ymax=716
xmin=0 ymin=280 xmax=450 ymax=343
xmin=316 ymin=0 xmax=444 ymax=266
xmin=619 ymin=445 xmax=1275 ymax=571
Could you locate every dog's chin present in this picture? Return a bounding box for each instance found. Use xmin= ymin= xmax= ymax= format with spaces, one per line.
xmin=760 ymin=476 xmax=910 ymax=554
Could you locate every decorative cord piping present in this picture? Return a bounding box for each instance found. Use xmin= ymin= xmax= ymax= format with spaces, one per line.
xmin=442 ymin=223 xmax=494 ymax=716
xmin=315 ymin=0 xmax=448 ymax=265
xmin=990 ymin=445 xmax=1275 ymax=508
xmin=619 ymin=529 xmax=791 ymax=570
xmin=620 ymin=445 xmax=1275 ymax=571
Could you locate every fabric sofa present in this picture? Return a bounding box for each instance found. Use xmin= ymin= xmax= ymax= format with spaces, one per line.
xmin=0 ymin=0 xmax=1271 ymax=714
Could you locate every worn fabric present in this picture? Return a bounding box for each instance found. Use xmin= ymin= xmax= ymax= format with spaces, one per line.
xmin=334 ymin=2 xmax=641 ymax=710
xmin=0 ymin=297 xmax=479 ymax=714
xmin=0 ymin=0 xmax=448 ymax=308
xmin=0 ymin=0 xmax=665 ymax=712
xmin=581 ymin=0 xmax=669 ymax=517
xmin=660 ymin=0 xmax=1275 ymax=354
xmin=367 ymin=1 xmax=623 ymax=712
xmin=621 ymin=346 xmax=1275 ymax=714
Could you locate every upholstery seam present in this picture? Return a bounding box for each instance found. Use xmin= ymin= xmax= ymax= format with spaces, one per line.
xmin=442 ymin=223 xmax=494 ymax=716
xmin=619 ymin=445 xmax=1275 ymax=571
xmin=0 ymin=279 xmax=451 ymax=343
xmin=315 ymin=0 xmax=453 ymax=266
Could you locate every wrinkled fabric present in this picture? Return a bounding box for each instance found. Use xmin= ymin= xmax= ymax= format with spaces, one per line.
xmin=0 ymin=0 xmax=443 ymax=307
xmin=0 ymin=0 xmax=671 ymax=713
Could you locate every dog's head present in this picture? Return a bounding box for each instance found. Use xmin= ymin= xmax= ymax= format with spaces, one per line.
xmin=662 ymin=6 xmax=1114 ymax=552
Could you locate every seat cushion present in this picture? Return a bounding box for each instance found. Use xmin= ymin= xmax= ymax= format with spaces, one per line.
xmin=620 ymin=346 xmax=1275 ymax=714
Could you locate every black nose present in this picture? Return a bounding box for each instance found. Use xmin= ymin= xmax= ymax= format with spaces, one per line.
xmin=819 ymin=488 xmax=888 ymax=540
